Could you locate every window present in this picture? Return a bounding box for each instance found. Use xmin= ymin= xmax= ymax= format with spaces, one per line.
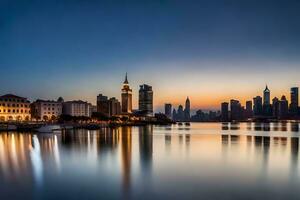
xmin=13 ymin=110 xmax=15 ymax=113
xmin=8 ymin=109 xmax=10 ymax=113
xmin=21 ymin=110 xmax=23 ymax=113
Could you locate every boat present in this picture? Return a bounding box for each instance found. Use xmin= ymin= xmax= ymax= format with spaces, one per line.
xmin=36 ymin=125 xmax=61 ymax=133
xmin=178 ymin=122 xmax=183 ymax=126
xmin=185 ymin=122 xmax=191 ymax=126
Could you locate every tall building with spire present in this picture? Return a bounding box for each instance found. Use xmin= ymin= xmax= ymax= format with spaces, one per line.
xmin=184 ymin=97 xmax=191 ymax=121
xmin=263 ymin=85 xmax=270 ymax=105
xmin=121 ymin=73 xmax=132 ymax=114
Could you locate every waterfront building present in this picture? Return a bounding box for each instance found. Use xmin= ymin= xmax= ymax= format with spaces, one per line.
xmin=221 ymin=102 xmax=229 ymax=121
xmin=172 ymin=108 xmax=177 ymax=120
xmin=272 ymin=97 xmax=280 ymax=119
xmin=31 ymin=99 xmax=62 ymax=121
xmin=0 ymin=94 xmax=31 ymax=121
xmin=177 ymin=105 xmax=184 ymax=121
xmin=245 ymin=100 xmax=253 ymax=118
xmin=138 ymin=84 xmax=153 ymax=116
xmin=97 ymin=94 xmax=121 ymax=117
xmin=263 ymin=85 xmax=271 ymax=105
xmin=97 ymin=94 xmax=109 ymax=115
xmin=279 ymin=95 xmax=289 ymax=119
xmin=109 ymin=97 xmax=121 ymax=116
xmin=253 ymin=96 xmax=263 ymax=116
xmin=121 ymin=73 xmax=132 ymax=114
xmin=184 ymin=97 xmax=191 ymax=121
xmin=164 ymin=103 xmax=172 ymax=119
xmin=63 ymin=100 xmax=91 ymax=117
xmin=289 ymin=87 xmax=299 ymax=116
xmin=230 ymin=99 xmax=242 ymax=120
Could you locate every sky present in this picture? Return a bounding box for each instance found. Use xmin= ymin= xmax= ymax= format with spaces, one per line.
xmin=1 ymin=0 xmax=300 ymax=112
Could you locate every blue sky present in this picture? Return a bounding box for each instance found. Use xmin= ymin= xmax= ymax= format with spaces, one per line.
xmin=1 ymin=0 xmax=300 ymax=110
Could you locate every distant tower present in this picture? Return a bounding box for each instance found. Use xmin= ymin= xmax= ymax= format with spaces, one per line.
xmin=121 ymin=73 xmax=132 ymax=114
xmin=184 ymin=97 xmax=191 ymax=121
xmin=263 ymin=85 xmax=270 ymax=105
xmin=221 ymin=102 xmax=229 ymax=121
xmin=164 ymin=104 xmax=172 ymax=119
xmin=290 ymin=87 xmax=299 ymax=116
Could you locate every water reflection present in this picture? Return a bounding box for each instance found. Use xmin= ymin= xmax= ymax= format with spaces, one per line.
xmin=0 ymin=123 xmax=300 ymax=199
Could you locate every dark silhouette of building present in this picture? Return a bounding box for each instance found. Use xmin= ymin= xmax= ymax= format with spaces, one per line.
xmin=263 ymin=85 xmax=272 ymax=116
xmin=164 ymin=104 xmax=172 ymax=119
xmin=230 ymin=99 xmax=242 ymax=120
xmin=121 ymin=73 xmax=132 ymax=114
xmin=290 ymin=87 xmax=299 ymax=116
xmin=272 ymin=97 xmax=280 ymax=119
xmin=184 ymin=97 xmax=191 ymax=121
xmin=97 ymin=94 xmax=121 ymax=117
xmin=221 ymin=102 xmax=229 ymax=121
xmin=245 ymin=100 xmax=253 ymax=118
xmin=172 ymin=108 xmax=177 ymax=121
xmin=177 ymin=105 xmax=184 ymax=121
xmin=279 ymin=95 xmax=289 ymax=119
xmin=138 ymin=84 xmax=153 ymax=116
xmin=253 ymin=96 xmax=263 ymax=116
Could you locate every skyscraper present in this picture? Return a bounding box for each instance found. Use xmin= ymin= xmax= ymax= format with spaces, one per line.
xmin=290 ymin=87 xmax=299 ymax=116
xmin=263 ymin=85 xmax=270 ymax=105
xmin=253 ymin=96 xmax=263 ymax=116
xmin=177 ymin=105 xmax=184 ymax=121
xmin=138 ymin=84 xmax=153 ymax=117
xmin=263 ymin=85 xmax=272 ymax=116
xmin=221 ymin=102 xmax=229 ymax=121
xmin=245 ymin=100 xmax=253 ymax=118
xmin=279 ymin=95 xmax=289 ymax=119
xmin=230 ymin=99 xmax=242 ymax=120
xmin=272 ymin=97 xmax=279 ymax=119
xmin=164 ymin=104 xmax=172 ymax=119
xmin=121 ymin=73 xmax=132 ymax=114
xmin=184 ymin=97 xmax=191 ymax=121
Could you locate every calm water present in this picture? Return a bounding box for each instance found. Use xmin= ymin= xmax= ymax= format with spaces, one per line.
xmin=1 ymin=122 xmax=300 ymax=200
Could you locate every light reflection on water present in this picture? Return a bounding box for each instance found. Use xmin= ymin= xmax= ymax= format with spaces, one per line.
xmin=0 ymin=123 xmax=300 ymax=199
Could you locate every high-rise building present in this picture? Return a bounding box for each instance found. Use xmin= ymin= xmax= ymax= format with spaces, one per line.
xmin=0 ymin=94 xmax=31 ymax=121
xmin=138 ymin=84 xmax=153 ymax=117
xmin=172 ymin=108 xmax=177 ymax=121
xmin=177 ymin=105 xmax=184 ymax=121
xmin=263 ymin=85 xmax=272 ymax=116
xmin=184 ymin=97 xmax=191 ymax=121
xmin=279 ymin=95 xmax=289 ymax=119
xmin=109 ymin=97 xmax=121 ymax=116
xmin=263 ymin=85 xmax=270 ymax=105
xmin=97 ymin=94 xmax=121 ymax=117
xmin=230 ymin=99 xmax=242 ymax=120
xmin=253 ymin=96 xmax=263 ymax=116
xmin=121 ymin=73 xmax=132 ymax=114
xmin=272 ymin=97 xmax=280 ymax=119
xmin=97 ymin=94 xmax=109 ymax=115
xmin=290 ymin=87 xmax=299 ymax=116
xmin=164 ymin=104 xmax=172 ymax=119
xmin=245 ymin=100 xmax=253 ymax=118
xmin=221 ymin=102 xmax=229 ymax=121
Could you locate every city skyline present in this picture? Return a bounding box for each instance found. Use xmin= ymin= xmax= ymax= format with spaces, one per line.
xmin=1 ymin=1 xmax=300 ymax=111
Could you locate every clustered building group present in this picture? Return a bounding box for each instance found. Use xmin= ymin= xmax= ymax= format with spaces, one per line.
xmin=221 ymin=86 xmax=300 ymax=121
xmin=0 ymin=74 xmax=154 ymax=122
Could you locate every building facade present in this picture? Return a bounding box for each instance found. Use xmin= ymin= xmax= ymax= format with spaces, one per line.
xmin=138 ymin=84 xmax=153 ymax=117
xmin=253 ymin=96 xmax=263 ymax=116
xmin=31 ymin=99 xmax=62 ymax=121
xmin=63 ymin=100 xmax=91 ymax=117
xmin=0 ymin=94 xmax=31 ymax=121
xmin=221 ymin=102 xmax=229 ymax=121
xmin=164 ymin=103 xmax=172 ymax=119
xmin=121 ymin=73 xmax=132 ymax=114
xmin=184 ymin=97 xmax=191 ymax=121
xmin=290 ymin=87 xmax=299 ymax=116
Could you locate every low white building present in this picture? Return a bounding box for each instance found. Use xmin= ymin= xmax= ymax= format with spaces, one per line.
xmin=0 ymin=94 xmax=31 ymax=121
xmin=63 ymin=100 xmax=91 ymax=117
xmin=31 ymin=99 xmax=63 ymax=121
